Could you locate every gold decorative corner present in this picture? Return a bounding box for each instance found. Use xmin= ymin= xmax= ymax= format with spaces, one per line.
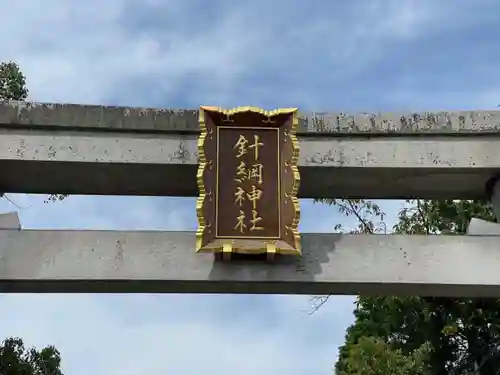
xmin=266 ymin=243 xmax=277 ymax=261
xmin=288 ymin=110 xmax=301 ymax=254
xmin=200 ymin=105 xmax=298 ymax=118
xmin=222 ymin=242 xmax=233 ymax=261
xmin=195 ymin=107 xmax=208 ymax=251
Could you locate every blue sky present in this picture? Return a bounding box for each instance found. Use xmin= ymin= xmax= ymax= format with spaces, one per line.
xmin=0 ymin=0 xmax=499 ymax=374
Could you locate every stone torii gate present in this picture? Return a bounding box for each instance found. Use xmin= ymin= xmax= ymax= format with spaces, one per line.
xmin=0 ymin=101 xmax=499 ymax=296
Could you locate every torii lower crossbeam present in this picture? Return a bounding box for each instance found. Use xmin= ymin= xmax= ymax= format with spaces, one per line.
xmin=0 ymin=229 xmax=498 ymax=297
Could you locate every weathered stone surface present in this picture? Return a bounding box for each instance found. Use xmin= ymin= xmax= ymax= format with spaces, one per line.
xmin=0 ymin=230 xmax=499 ymax=296
xmin=0 ymin=131 xmax=498 ymax=198
xmin=467 ymin=218 xmax=500 ymax=235
xmin=2 ymin=100 xmax=500 ymax=134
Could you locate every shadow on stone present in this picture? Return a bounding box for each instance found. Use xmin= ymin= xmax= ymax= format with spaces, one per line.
xmin=207 ymin=233 xmax=341 ymax=294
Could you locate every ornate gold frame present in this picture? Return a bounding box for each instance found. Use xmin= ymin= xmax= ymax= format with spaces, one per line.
xmin=196 ymin=106 xmax=301 ymax=258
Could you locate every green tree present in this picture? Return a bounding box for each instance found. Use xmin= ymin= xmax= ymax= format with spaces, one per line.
xmin=339 ymin=336 xmax=431 ymax=375
xmin=0 ymin=61 xmax=66 ymax=203
xmin=0 ymin=61 xmax=28 ymax=101
xmin=317 ymin=198 xmax=500 ymax=374
xmin=0 ymin=337 xmax=64 ymax=375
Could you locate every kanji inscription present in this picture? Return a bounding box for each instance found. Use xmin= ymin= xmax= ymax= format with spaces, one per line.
xmin=196 ymin=106 xmax=301 ymax=258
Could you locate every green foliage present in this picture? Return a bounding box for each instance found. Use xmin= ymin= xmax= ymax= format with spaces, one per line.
xmin=315 ymin=199 xmax=386 ymax=234
xmin=394 ymin=199 xmax=494 ymax=235
xmin=316 ymin=198 xmax=500 ymax=374
xmin=338 ymin=337 xmax=431 ymax=375
xmin=0 ymin=61 xmax=28 ymax=101
xmin=0 ymin=337 xmax=64 ymax=375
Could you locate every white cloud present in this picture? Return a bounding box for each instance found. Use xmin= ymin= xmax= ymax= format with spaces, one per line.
xmin=0 ymin=294 xmax=355 ymax=375
xmin=0 ymin=0 xmax=284 ymax=105
xmin=0 ymin=0 xmax=444 ymax=107
xmin=0 ymin=194 xmax=195 ymax=230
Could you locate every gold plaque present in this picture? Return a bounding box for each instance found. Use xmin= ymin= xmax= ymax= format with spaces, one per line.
xmin=196 ymin=106 xmax=301 ymax=259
